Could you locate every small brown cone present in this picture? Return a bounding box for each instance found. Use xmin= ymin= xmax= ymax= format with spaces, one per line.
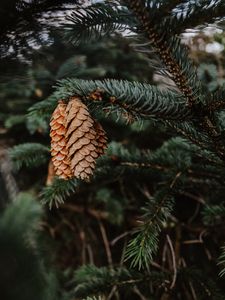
xmin=50 ymin=97 xmax=108 ymax=181
xmin=65 ymin=97 xmax=106 ymax=181
xmin=50 ymin=100 xmax=73 ymax=179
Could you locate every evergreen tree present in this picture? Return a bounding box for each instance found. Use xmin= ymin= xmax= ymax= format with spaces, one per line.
xmin=4 ymin=0 xmax=225 ymax=299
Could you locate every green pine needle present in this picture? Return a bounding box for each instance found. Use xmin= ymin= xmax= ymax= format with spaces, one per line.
xmin=40 ymin=177 xmax=79 ymax=208
xmin=125 ymin=190 xmax=174 ymax=269
xmin=9 ymin=143 xmax=50 ymax=170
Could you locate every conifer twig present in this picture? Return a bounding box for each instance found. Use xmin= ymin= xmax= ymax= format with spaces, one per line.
xmin=124 ymin=0 xmax=196 ymax=106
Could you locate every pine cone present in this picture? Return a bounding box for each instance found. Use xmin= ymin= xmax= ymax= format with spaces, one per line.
xmin=50 ymin=100 xmax=73 ymax=179
xmin=50 ymin=97 xmax=108 ymax=181
xmin=65 ymin=97 xmax=100 ymax=181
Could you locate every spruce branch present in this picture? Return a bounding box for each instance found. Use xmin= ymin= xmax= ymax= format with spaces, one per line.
xmin=127 ymin=3 xmax=224 ymax=158
xmin=71 ymin=265 xmax=166 ymax=298
xmin=167 ymin=119 xmax=225 ymax=161
xmin=54 ymin=78 xmax=192 ymax=121
xmin=64 ymin=3 xmax=134 ymax=45
xmin=125 ymin=189 xmax=174 ymax=269
xmin=40 ymin=177 xmax=78 ymax=208
xmin=172 ymin=0 xmax=225 ymax=34
xmin=165 ymin=120 xmax=214 ymax=150
xmin=96 ymin=139 xmax=224 ymax=189
xmin=124 ymin=2 xmax=224 ymax=158
xmin=105 ymin=138 xmax=221 ymax=173
xmin=124 ymin=0 xmax=200 ymax=107
xmin=9 ymin=143 xmax=50 ymax=170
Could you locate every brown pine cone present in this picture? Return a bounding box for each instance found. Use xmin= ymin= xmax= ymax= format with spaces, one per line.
xmin=50 ymin=97 xmax=108 ymax=181
xmin=50 ymin=100 xmax=73 ymax=179
xmin=65 ymin=97 xmax=100 ymax=181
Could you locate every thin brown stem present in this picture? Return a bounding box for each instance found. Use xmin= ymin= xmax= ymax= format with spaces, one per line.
xmin=166 ymin=235 xmax=177 ymax=289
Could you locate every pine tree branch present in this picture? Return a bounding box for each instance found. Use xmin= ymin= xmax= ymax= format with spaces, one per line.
xmin=40 ymin=177 xmax=78 ymax=208
xmin=72 ymin=265 xmax=167 ymax=298
xmin=64 ymin=3 xmax=134 ymax=44
xmin=29 ymin=79 xmax=192 ymax=123
xmin=9 ymin=143 xmax=50 ymax=170
xmin=124 ymin=0 xmax=199 ymax=107
xmin=165 ymin=120 xmax=210 ymax=149
xmin=125 ymin=189 xmax=174 ymax=269
xmin=54 ymin=78 xmax=192 ymax=121
xmin=173 ymin=0 xmax=225 ymax=34
xmin=96 ymin=139 xmax=225 ymax=188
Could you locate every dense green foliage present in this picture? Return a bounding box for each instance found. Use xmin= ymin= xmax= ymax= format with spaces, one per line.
xmin=0 ymin=193 xmax=59 ymax=300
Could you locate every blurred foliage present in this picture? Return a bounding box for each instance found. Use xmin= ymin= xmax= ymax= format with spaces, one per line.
xmin=0 ymin=193 xmax=60 ymax=300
